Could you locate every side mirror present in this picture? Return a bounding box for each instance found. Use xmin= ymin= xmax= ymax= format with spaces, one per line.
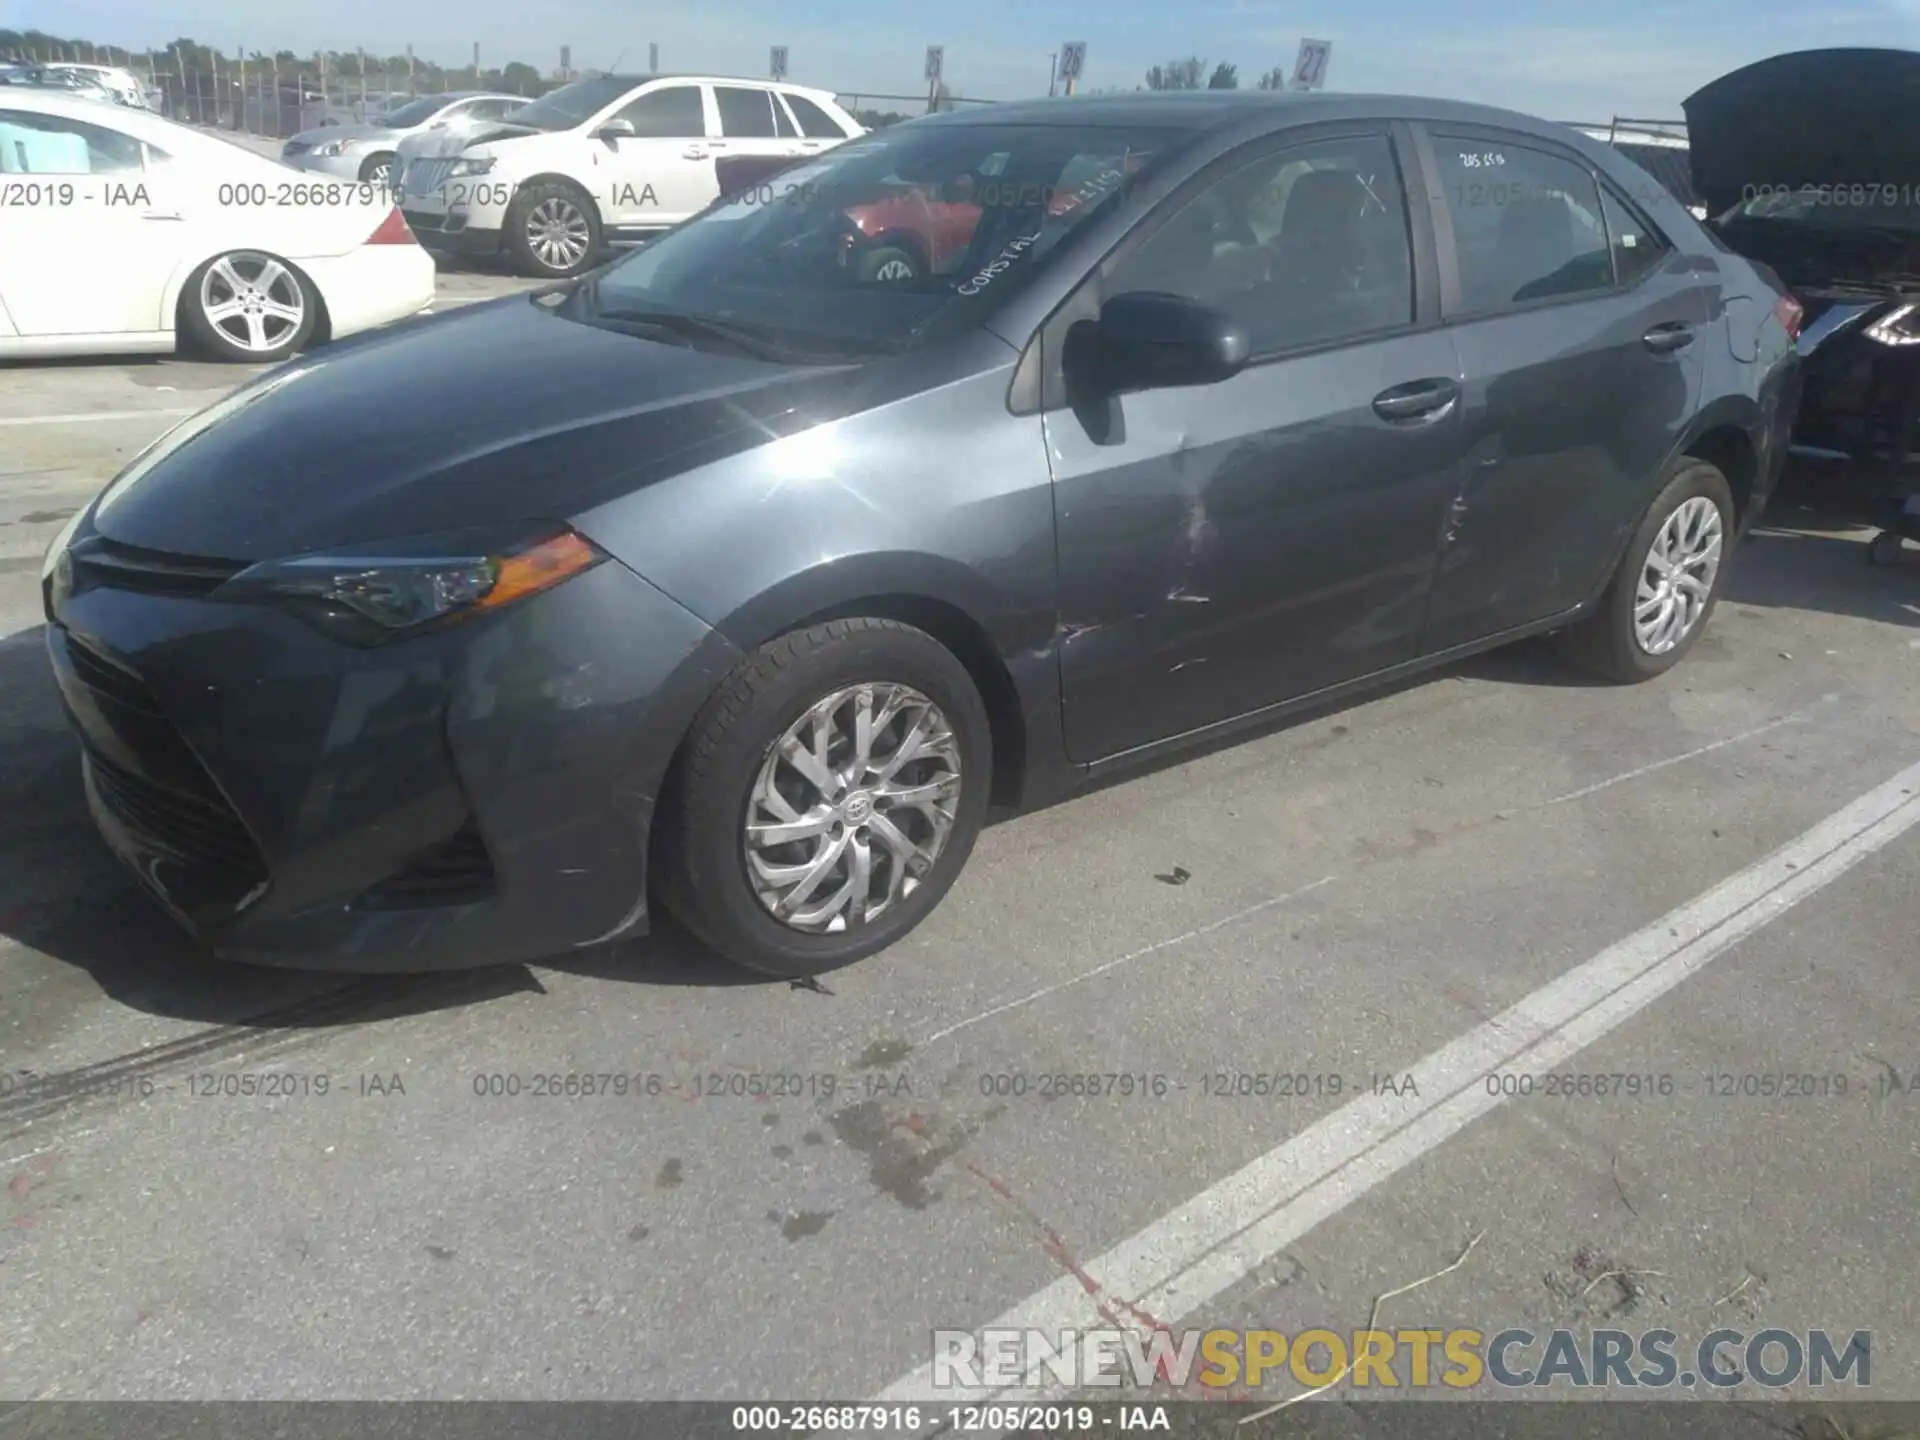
xmin=596 ymin=118 xmax=636 ymax=142
xmin=1092 ymin=291 xmax=1249 ymax=393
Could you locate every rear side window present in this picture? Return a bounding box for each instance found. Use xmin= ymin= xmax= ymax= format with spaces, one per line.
xmin=715 ymin=86 xmax=778 ymax=138
xmin=772 ymin=96 xmax=798 ymax=138
xmin=784 ymin=93 xmax=847 ymax=138
xmin=0 ymin=109 xmax=145 ymax=173
xmin=1599 ymin=187 xmax=1670 ymax=286
xmin=612 ymin=85 xmax=705 ymax=138
xmin=1434 ymin=137 xmax=1613 ymax=312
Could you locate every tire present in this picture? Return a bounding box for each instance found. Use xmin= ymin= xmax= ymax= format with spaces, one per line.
xmin=1563 ymin=457 xmax=1735 ymax=683
xmin=856 ymin=240 xmax=925 ymax=285
xmin=179 ymin=251 xmax=318 ymax=362
xmin=1869 ymin=529 xmax=1908 ymax=567
xmin=656 ymin=618 xmax=993 ymax=978
xmin=357 ymin=151 xmax=396 ymax=190
xmin=503 ymin=180 xmax=601 ymax=279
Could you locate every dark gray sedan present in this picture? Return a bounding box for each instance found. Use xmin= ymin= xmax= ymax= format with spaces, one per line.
xmin=41 ymin=91 xmax=1802 ymax=978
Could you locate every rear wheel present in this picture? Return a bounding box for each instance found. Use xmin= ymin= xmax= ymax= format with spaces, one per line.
xmin=1870 ymin=529 xmax=1909 ymax=567
xmin=179 ymin=251 xmax=317 ymax=362
xmin=1563 ymin=457 xmax=1734 ymax=683
xmin=503 ymin=180 xmax=601 ymax=278
xmin=656 ymin=618 xmax=992 ymax=977
xmin=856 ymin=240 xmax=926 ymax=285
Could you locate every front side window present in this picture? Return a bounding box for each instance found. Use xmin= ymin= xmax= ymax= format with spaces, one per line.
xmin=577 ymin=120 xmax=1189 ymax=356
xmin=1434 ymin=136 xmax=1613 ymax=312
xmin=0 ymin=110 xmax=145 ymax=174
xmin=715 ymin=87 xmax=777 ymax=139
xmin=1106 ymin=132 xmax=1414 ymax=353
xmin=612 ymin=86 xmax=706 ymax=138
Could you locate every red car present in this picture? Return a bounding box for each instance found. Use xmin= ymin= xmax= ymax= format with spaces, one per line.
xmin=715 ymin=152 xmax=1146 ymax=284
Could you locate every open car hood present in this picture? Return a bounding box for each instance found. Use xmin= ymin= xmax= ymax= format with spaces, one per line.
xmin=1683 ymin=49 xmax=1920 ymax=217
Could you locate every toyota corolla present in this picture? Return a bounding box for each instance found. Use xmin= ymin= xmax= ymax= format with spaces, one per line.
xmin=42 ymin=93 xmax=1800 ymax=978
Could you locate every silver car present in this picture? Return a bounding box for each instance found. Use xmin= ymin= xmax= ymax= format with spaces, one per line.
xmin=280 ymin=91 xmax=527 ymax=191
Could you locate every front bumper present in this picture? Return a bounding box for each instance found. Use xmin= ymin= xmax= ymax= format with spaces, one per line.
xmin=45 ymin=535 xmax=744 ymax=971
xmin=281 ymin=149 xmax=378 ymax=180
xmin=403 ymin=210 xmax=505 ymax=260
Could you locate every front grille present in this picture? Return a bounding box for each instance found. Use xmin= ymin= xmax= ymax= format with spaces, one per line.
xmin=357 ymin=820 xmax=497 ymax=909
xmin=405 ymin=158 xmax=456 ymax=193
xmin=71 ymin=537 xmax=243 ymax=599
xmin=65 ymin=637 xmax=163 ymax=716
xmin=87 ymin=750 xmax=268 ymax=886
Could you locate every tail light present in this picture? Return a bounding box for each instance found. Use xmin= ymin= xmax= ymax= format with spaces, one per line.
xmin=1774 ymin=293 xmax=1804 ymax=340
xmin=366 ymin=208 xmax=415 ymax=246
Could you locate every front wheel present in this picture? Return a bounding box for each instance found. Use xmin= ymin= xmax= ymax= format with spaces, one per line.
xmin=357 ymin=151 xmax=396 ymax=191
xmin=502 ymin=181 xmax=601 ymax=278
xmin=1562 ymin=457 xmax=1734 ymax=683
xmin=179 ymin=251 xmax=317 ymax=362
xmin=656 ymin=618 xmax=993 ymax=977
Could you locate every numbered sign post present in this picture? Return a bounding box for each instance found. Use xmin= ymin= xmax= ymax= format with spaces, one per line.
xmin=770 ymin=45 xmax=788 ymax=79
xmin=925 ymin=44 xmax=945 ymax=111
xmin=1058 ymin=41 xmax=1086 ymax=95
xmin=1290 ymin=38 xmax=1331 ymax=90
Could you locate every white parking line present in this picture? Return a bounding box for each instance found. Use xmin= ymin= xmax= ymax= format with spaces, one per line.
xmin=0 ymin=409 xmax=196 ymax=428
xmin=872 ymin=753 xmax=1920 ymax=1408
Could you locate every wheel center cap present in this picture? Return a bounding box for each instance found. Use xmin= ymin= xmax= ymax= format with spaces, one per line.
xmin=843 ymin=793 xmax=874 ymax=825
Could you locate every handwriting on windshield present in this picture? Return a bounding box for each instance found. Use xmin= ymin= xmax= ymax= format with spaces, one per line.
xmin=952 ymin=165 xmax=1130 ymax=296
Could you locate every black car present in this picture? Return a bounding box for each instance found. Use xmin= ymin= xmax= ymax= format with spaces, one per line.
xmin=1687 ymin=48 xmax=1920 ymax=469
xmin=41 ymin=92 xmax=1801 ymax=978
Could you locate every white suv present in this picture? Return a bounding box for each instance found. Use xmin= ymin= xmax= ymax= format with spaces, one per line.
xmin=394 ymin=73 xmax=864 ymax=278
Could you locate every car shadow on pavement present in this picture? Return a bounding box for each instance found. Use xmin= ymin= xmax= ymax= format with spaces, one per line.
xmin=0 ymin=627 xmax=760 ymax=1034
xmin=1728 ymin=525 xmax=1920 ymax=627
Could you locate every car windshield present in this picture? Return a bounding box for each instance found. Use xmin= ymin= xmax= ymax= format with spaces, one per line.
xmin=505 ymin=76 xmax=639 ymax=132
xmin=1724 ymin=187 xmax=1920 ymax=228
xmin=575 ymin=120 xmax=1184 ymax=357
xmin=378 ymin=95 xmax=459 ymax=129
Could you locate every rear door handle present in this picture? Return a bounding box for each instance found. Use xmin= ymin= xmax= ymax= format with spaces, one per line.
xmin=1372 ymin=378 xmax=1459 ymax=423
xmin=682 ymin=146 xmax=708 ymax=159
xmin=141 ymin=211 xmax=184 ymax=221
xmin=1643 ymin=321 xmax=1694 ymax=353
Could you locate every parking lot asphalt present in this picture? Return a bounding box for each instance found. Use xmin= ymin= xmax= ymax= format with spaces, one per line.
xmin=1 ymin=297 xmax=1917 ymax=1409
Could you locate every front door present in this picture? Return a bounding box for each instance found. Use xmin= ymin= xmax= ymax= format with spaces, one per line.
xmin=1046 ymin=128 xmax=1473 ymax=762
xmin=1414 ymin=126 xmax=1710 ymax=650
xmin=599 ymin=82 xmax=715 ymax=229
xmin=0 ymin=107 xmax=180 ymax=337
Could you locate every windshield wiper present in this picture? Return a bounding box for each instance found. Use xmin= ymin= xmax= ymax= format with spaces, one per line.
xmin=591 ymin=306 xmax=811 ymax=361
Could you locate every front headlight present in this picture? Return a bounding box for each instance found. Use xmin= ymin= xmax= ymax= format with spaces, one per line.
xmin=311 ymin=138 xmax=356 ymax=157
xmin=212 ymin=524 xmax=606 ymax=645
xmin=1864 ymin=303 xmax=1920 ymax=346
xmin=40 ymin=504 xmax=88 ymax=584
xmin=447 ymin=156 xmax=495 ymax=178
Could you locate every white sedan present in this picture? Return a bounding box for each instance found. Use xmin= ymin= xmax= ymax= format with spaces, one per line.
xmin=0 ymin=91 xmax=435 ymax=362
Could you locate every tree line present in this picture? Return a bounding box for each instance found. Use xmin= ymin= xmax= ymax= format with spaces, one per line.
xmin=1140 ymin=58 xmax=1290 ymax=90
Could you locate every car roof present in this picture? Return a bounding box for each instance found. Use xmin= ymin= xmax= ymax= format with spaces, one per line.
xmin=574 ymin=72 xmax=841 ymax=99
xmin=0 ymin=86 xmax=124 ymax=113
xmin=917 ymin=90 xmax=1599 ymax=140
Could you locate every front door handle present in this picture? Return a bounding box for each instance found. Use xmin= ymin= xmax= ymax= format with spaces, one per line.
xmin=1643 ymin=321 xmax=1694 ymax=353
xmin=141 ymin=211 xmax=184 ymax=221
xmin=1372 ymin=378 xmax=1459 ymax=423
xmin=682 ymin=146 xmax=708 ymax=159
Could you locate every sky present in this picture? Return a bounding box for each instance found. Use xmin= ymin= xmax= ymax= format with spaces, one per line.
xmin=14 ymin=0 xmax=1920 ymax=119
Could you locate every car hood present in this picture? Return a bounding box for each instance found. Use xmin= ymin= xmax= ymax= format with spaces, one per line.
xmin=403 ymin=123 xmax=539 ymax=159
xmin=88 ymin=296 xmax=871 ymax=562
xmin=288 ymin=122 xmax=397 ymax=146
xmin=1684 ymin=49 xmax=1920 ymax=214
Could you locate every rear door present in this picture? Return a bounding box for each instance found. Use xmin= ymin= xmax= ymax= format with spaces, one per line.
xmin=779 ymin=91 xmax=854 ymax=157
xmin=0 ymin=106 xmax=180 ymax=336
xmin=711 ymin=84 xmax=801 ymax=174
xmin=1410 ymin=123 xmax=1712 ymax=651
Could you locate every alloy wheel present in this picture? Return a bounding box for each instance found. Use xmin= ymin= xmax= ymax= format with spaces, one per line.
xmin=1634 ymin=495 xmax=1723 ymax=655
xmin=199 ymin=253 xmax=304 ymax=355
xmin=743 ymin=682 xmax=963 ymax=933
xmin=526 ymin=196 xmax=591 ymax=271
